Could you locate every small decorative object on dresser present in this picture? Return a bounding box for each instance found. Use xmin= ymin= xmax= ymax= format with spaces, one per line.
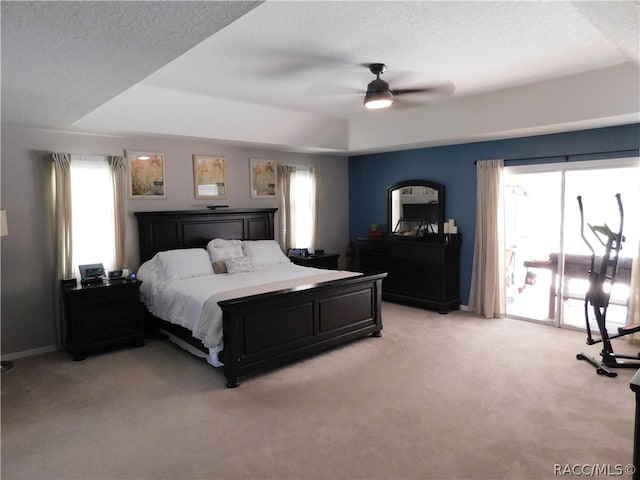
xmin=61 ymin=278 xmax=144 ymax=360
xmin=368 ymin=224 xmax=384 ymax=237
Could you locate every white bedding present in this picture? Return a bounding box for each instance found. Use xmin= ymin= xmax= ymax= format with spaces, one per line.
xmin=138 ymin=257 xmax=360 ymax=366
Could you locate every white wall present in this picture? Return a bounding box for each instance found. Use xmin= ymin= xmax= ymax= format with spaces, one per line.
xmin=0 ymin=125 xmax=350 ymax=357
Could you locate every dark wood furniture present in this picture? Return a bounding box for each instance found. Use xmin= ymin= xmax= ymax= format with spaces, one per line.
xmin=135 ymin=208 xmax=385 ymax=388
xmin=61 ymin=279 xmax=144 ymax=360
xmin=289 ymin=253 xmax=340 ymax=270
xmin=357 ymin=236 xmax=461 ymax=313
xmin=631 ymin=369 xmax=640 ymax=480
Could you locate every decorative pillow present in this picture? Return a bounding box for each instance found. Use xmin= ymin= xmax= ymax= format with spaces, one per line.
xmin=225 ymin=256 xmax=254 ymax=274
xmin=155 ymin=248 xmax=213 ymax=281
xmin=212 ymin=260 xmax=228 ymax=274
xmin=208 ymin=244 xmax=244 ymax=263
xmin=242 ymin=240 xmax=290 ymax=268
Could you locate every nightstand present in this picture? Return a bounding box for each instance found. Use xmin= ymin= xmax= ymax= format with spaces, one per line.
xmin=289 ymin=253 xmax=340 ymax=270
xmin=61 ymin=279 xmax=144 ymax=360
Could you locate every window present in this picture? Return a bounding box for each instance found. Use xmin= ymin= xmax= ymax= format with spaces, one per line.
xmin=291 ymin=169 xmax=314 ymax=249
xmin=278 ymin=166 xmax=318 ymax=252
xmin=69 ymin=155 xmax=117 ymax=273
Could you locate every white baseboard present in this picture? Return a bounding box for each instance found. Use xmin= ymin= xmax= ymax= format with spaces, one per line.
xmin=1 ymin=344 xmax=60 ymax=361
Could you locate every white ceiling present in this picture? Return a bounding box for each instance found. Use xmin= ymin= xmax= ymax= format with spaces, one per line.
xmin=2 ymin=1 xmax=639 ymax=155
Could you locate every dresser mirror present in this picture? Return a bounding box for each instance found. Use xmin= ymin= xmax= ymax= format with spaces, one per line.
xmin=387 ymin=179 xmax=445 ymax=240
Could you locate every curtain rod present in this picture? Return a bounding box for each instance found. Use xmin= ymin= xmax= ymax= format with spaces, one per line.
xmin=473 ymin=148 xmax=638 ymax=165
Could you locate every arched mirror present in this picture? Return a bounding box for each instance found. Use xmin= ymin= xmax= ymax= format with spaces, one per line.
xmin=387 ymin=179 xmax=445 ymax=240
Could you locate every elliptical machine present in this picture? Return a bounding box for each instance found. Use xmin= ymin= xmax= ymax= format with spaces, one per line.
xmin=576 ymin=193 xmax=640 ymax=377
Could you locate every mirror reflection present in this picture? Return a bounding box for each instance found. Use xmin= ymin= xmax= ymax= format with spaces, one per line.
xmin=387 ymin=180 xmax=445 ymax=238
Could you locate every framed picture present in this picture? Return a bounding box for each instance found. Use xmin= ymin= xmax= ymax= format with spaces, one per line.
xmin=401 ymin=186 xmax=414 ymax=196
xmin=193 ymin=154 xmax=227 ymax=199
xmin=126 ymin=151 xmax=165 ymax=198
xmin=249 ymin=159 xmax=277 ymax=198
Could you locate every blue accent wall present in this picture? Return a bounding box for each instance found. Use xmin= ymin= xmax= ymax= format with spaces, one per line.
xmin=348 ymin=123 xmax=640 ymax=306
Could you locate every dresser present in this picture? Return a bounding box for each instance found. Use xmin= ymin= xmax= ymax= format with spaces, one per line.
xmin=61 ymin=279 xmax=144 ymax=360
xmin=357 ymin=237 xmax=461 ymax=313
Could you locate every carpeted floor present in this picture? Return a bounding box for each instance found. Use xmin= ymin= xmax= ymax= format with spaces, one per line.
xmin=1 ymin=302 xmax=638 ymax=479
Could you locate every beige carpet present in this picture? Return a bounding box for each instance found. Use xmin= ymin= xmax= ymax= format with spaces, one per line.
xmin=1 ymin=302 xmax=638 ymax=480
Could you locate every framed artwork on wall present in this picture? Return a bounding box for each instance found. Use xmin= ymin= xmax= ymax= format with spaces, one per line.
xmin=126 ymin=150 xmax=166 ymax=198
xmin=249 ymin=158 xmax=277 ymax=198
xmin=193 ymin=154 xmax=227 ymax=199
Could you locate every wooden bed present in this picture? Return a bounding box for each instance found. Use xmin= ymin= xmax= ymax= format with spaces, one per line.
xmin=135 ymin=208 xmax=386 ymax=388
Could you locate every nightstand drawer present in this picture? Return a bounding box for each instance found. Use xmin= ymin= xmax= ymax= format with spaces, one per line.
xmin=62 ymin=279 xmax=144 ymax=360
xmin=81 ymin=309 xmax=142 ymax=343
xmin=80 ymin=302 xmax=140 ymax=325
xmin=77 ymin=285 xmax=138 ymax=307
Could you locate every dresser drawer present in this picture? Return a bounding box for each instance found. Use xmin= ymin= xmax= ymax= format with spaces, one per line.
xmin=358 ymin=240 xmax=385 ymax=255
xmin=357 ymin=237 xmax=460 ymax=313
xmin=385 ymin=242 xmax=411 ymax=259
xmin=411 ymin=245 xmax=444 ymax=263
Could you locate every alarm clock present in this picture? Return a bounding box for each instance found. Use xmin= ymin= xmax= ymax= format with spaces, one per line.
xmin=108 ymin=269 xmax=124 ymax=280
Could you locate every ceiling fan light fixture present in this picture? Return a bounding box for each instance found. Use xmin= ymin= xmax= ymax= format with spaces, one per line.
xmin=364 ymin=66 xmax=393 ymax=109
xmin=364 ymin=89 xmax=393 ymax=109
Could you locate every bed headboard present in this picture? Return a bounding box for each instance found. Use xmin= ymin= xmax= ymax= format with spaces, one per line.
xmin=134 ymin=208 xmax=277 ymax=263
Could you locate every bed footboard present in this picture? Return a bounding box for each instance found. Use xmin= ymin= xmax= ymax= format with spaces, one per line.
xmin=218 ymin=272 xmax=386 ymax=388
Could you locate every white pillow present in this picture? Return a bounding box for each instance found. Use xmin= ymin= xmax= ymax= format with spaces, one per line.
xmin=208 ymin=244 xmax=244 ymax=263
xmin=225 ymin=256 xmax=254 ymax=274
xmin=155 ymin=248 xmax=213 ymax=281
xmin=207 ymin=238 xmax=242 ymax=248
xmin=242 ymin=240 xmax=290 ymax=268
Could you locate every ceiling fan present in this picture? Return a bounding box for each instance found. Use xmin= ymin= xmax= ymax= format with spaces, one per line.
xmin=363 ymin=63 xmax=452 ymax=109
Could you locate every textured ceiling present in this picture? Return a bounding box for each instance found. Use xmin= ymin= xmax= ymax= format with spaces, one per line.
xmin=2 ymin=1 xmax=639 ymax=154
xmin=1 ymin=1 xmax=262 ymax=127
xmin=141 ymin=1 xmax=635 ymax=117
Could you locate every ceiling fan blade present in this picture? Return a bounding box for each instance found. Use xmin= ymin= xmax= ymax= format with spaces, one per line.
xmin=392 ymin=88 xmax=435 ymax=95
xmin=392 ymin=82 xmax=455 ymax=98
xmin=304 ymin=82 xmax=360 ymax=97
xmin=238 ymin=49 xmax=353 ymax=77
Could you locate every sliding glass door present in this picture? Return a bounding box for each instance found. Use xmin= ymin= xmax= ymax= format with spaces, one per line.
xmin=504 ymin=158 xmax=639 ymax=329
xmin=504 ymin=171 xmax=562 ymax=322
xmin=561 ymin=167 xmax=639 ymax=330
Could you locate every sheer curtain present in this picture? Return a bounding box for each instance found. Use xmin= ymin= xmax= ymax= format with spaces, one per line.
xmin=278 ymin=165 xmax=296 ymax=252
xmin=50 ymin=152 xmax=72 ymax=346
xmin=277 ymin=165 xmax=318 ymax=253
xmin=109 ymin=155 xmax=127 ymax=269
xmin=51 ymin=153 xmax=73 ymax=280
xmin=469 ymin=159 xmax=506 ymax=318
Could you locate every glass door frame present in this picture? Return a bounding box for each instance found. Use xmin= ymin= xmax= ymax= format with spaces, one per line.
xmin=504 ymin=156 xmax=640 ymax=328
